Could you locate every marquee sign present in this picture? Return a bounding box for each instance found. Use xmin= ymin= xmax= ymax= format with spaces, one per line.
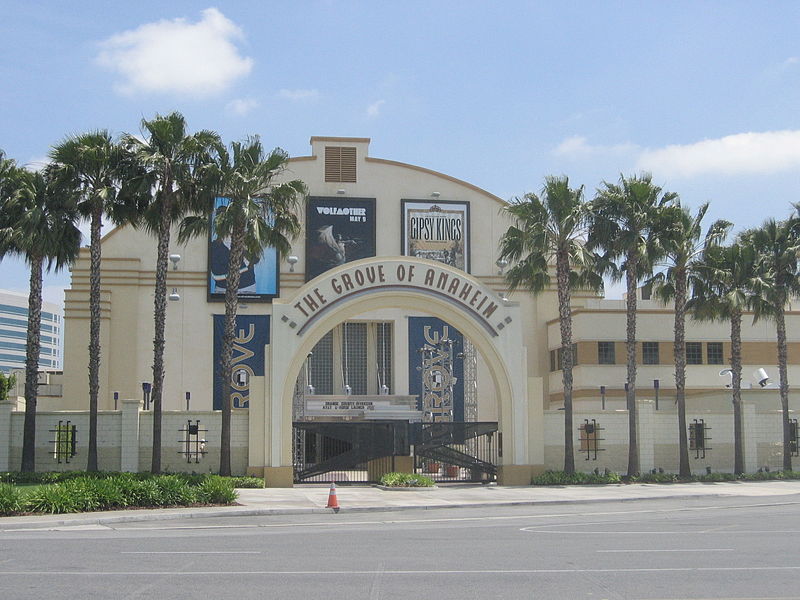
xmin=282 ymin=258 xmax=514 ymax=337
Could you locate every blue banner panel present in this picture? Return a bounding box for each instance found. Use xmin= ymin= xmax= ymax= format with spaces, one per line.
xmin=408 ymin=317 xmax=464 ymax=422
xmin=213 ymin=315 xmax=269 ymax=410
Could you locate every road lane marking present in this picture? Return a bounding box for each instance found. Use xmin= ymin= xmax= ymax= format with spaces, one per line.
xmin=596 ymin=548 xmax=735 ymax=553
xmin=120 ymin=551 xmax=261 ymax=555
xmin=3 ymin=566 xmax=800 ymax=576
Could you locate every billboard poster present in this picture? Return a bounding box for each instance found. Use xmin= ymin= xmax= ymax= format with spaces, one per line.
xmin=401 ymin=200 xmax=470 ymax=272
xmin=208 ymin=197 xmax=279 ymax=302
xmin=305 ymin=197 xmax=376 ymax=281
xmin=213 ymin=315 xmax=269 ymax=410
xmin=408 ymin=317 xmax=464 ymax=423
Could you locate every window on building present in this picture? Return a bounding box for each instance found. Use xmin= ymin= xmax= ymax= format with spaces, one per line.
xmin=642 ymin=341 xmax=659 ymax=365
xmin=686 ymin=342 xmax=703 ymax=365
xmin=307 ymin=322 xmax=392 ymax=395
xmin=324 ymin=146 xmax=357 ymax=182
xmin=707 ymin=342 xmax=724 ymax=365
xmin=598 ymin=342 xmax=615 ymax=365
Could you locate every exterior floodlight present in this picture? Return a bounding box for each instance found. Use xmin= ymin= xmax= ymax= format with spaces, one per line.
xmin=169 ymin=254 xmax=181 ymax=270
xmin=287 ymin=255 xmax=299 ymax=272
xmin=337 ymin=189 xmax=346 ymax=195
xmin=719 ymin=368 xmax=733 ymax=388
xmin=754 ymin=368 xmax=770 ymax=387
xmin=168 ymin=288 xmax=180 ymax=301
xmin=431 ymin=191 xmax=440 ymax=198
xmin=343 ymin=384 xmax=352 ymax=396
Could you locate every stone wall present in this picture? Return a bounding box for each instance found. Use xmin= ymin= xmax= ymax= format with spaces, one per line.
xmin=544 ymin=400 xmax=793 ymax=474
xmin=0 ymin=400 xmax=248 ymax=474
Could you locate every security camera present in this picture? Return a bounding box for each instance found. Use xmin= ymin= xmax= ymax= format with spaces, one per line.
xmin=754 ymin=368 xmax=770 ymax=388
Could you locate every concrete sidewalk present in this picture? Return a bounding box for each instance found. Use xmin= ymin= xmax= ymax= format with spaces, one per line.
xmin=2 ymin=480 xmax=800 ymax=531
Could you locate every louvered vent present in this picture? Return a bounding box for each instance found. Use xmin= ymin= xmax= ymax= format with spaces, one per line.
xmin=324 ymin=146 xmax=357 ymax=182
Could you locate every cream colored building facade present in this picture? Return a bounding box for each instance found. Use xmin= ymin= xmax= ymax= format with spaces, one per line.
xmin=46 ymin=136 xmax=799 ymax=482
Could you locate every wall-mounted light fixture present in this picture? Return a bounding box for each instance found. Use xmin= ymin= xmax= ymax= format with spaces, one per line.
xmin=431 ymin=191 xmax=440 ymax=198
xmin=169 ymin=254 xmax=181 ymax=270
xmin=496 ymin=258 xmax=509 ymax=275
xmin=169 ymin=288 xmax=180 ymax=301
xmin=337 ymin=188 xmax=346 ymax=195
xmin=287 ymin=255 xmax=299 ymax=272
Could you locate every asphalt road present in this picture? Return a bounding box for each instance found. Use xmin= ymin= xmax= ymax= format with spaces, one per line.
xmin=2 ymin=495 xmax=800 ymax=599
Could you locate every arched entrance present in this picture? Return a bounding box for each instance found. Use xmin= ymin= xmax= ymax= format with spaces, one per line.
xmin=250 ymin=257 xmax=536 ymax=486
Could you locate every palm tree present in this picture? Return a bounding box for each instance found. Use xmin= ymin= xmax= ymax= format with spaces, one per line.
xmin=588 ymin=174 xmax=677 ymax=478
xmin=0 ymin=165 xmax=81 ymax=471
xmin=742 ymin=218 xmax=800 ymax=471
xmin=49 ymin=131 xmax=134 ymax=471
xmin=649 ymin=203 xmax=730 ymax=477
xmin=121 ymin=112 xmax=219 ymax=474
xmin=180 ymin=137 xmax=306 ymax=475
xmin=690 ymin=242 xmax=760 ymax=474
xmin=498 ymin=175 xmax=601 ymax=474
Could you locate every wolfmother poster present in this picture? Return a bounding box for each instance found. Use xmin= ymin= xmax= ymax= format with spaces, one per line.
xmin=305 ymin=197 xmax=376 ymax=281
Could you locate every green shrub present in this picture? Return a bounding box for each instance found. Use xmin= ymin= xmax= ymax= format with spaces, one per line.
xmin=229 ymin=476 xmax=264 ymax=488
xmin=531 ymin=470 xmax=621 ymax=485
xmin=24 ymin=484 xmax=79 ymax=514
xmin=379 ymin=472 xmax=435 ymax=487
xmin=196 ymin=476 xmax=237 ymax=504
xmin=0 ymin=483 xmax=21 ymax=515
xmin=630 ymin=472 xmax=680 ymax=483
xmin=155 ymin=475 xmax=197 ymax=506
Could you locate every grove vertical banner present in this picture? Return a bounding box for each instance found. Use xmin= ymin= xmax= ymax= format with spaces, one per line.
xmin=305 ymin=196 xmax=376 ymax=281
xmin=213 ymin=315 xmax=269 ymax=410
xmin=401 ymin=200 xmax=470 ymax=272
xmin=408 ymin=317 xmax=464 ymax=422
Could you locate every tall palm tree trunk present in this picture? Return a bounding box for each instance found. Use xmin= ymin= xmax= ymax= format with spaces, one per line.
xmin=674 ymin=269 xmax=691 ymax=477
xmin=556 ymin=251 xmax=575 ymax=474
xmin=775 ymin=305 xmax=792 ymax=471
xmin=731 ymin=309 xmax=744 ymax=475
xmin=625 ymin=253 xmax=640 ymax=477
xmin=219 ymin=221 xmax=246 ymax=476
xmin=87 ymin=205 xmax=102 ymax=471
xmin=150 ymin=195 xmax=173 ymax=474
xmin=21 ymin=254 xmax=43 ymax=472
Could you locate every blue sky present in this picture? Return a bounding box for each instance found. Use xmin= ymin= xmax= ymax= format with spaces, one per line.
xmin=2 ymin=1 xmax=800 ymax=306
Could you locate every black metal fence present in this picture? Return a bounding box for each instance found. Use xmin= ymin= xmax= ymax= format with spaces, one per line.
xmin=292 ymin=421 xmax=498 ymax=484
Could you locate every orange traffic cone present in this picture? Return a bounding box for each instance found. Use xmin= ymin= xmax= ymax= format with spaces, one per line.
xmin=326 ymin=482 xmax=340 ymax=510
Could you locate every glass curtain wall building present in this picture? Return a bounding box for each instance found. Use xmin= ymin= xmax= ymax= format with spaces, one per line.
xmin=0 ymin=290 xmax=62 ymax=373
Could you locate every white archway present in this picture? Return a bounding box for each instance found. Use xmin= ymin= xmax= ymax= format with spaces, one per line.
xmin=253 ymin=257 xmax=535 ymax=486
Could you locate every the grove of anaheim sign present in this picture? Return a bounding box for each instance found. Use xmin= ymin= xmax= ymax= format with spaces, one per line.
xmin=282 ymin=257 xmax=514 ymax=337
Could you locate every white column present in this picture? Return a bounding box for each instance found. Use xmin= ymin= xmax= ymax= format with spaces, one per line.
xmin=742 ymin=402 xmax=757 ymax=474
xmin=0 ymin=400 xmax=12 ymax=472
xmin=637 ymin=399 xmax=655 ymax=473
xmin=120 ymin=399 xmax=141 ymax=472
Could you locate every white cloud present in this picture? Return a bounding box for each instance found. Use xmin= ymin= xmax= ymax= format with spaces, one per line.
xmin=225 ymin=97 xmax=259 ymax=116
xmin=96 ymin=8 xmax=253 ymax=96
xmin=278 ymin=88 xmax=319 ymax=101
xmin=553 ymin=135 xmax=638 ymax=158
xmin=637 ymin=130 xmax=800 ymax=177
xmin=366 ymin=99 xmax=386 ymax=118
xmin=24 ymin=156 xmax=49 ymax=172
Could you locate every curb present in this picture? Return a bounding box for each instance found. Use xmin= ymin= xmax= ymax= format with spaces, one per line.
xmin=0 ymin=490 xmax=771 ymax=531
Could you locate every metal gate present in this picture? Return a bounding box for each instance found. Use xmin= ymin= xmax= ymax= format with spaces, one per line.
xmin=293 ymin=421 xmax=498 ymax=484
xmin=413 ymin=422 xmax=498 ymax=482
